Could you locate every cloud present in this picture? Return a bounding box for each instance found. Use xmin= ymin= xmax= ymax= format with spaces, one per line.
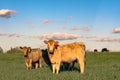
xmin=62 ymin=24 xmax=67 ymax=29
xmin=0 ymin=33 xmax=7 ymax=36
xmin=70 ymin=26 xmax=91 ymax=31
xmin=8 ymin=34 xmax=20 ymax=37
xmin=42 ymin=19 xmax=50 ymax=24
xmin=113 ymin=27 xmax=120 ymax=33
xmin=81 ymin=26 xmax=90 ymax=31
xmin=85 ymin=36 xmax=97 ymax=39
xmin=96 ymin=37 xmax=112 ymax=42
xmin=71 ymin=26 xmax=79 ymax=30
xmin=68 ymin=16 xmax=73 ymax=19
xmin=0 ymin=9 xmax=17 ymax=18
xmin=0 ymin=33 xmax=20 ymax=38
xmin=37 ymin=32 xmax=82 ymax=40
xmin=113 ymin=38 xmax=120 ymax=42
xmin=0 ymin=32 xmax=82 ymax=40
xmin=94 ymin=37 xmax=120 ymax=42
xmin=25 ymin=21 xmax=32 ymax=24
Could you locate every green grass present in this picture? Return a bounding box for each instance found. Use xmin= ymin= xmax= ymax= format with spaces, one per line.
xmin=0 ymin=52 xmax=120 ymax=80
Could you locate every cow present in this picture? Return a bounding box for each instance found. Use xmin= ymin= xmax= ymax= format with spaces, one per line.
xmin=42 ymin=49 xmax=51 ymax=67
xmin=41 ymin=49 xmax=75 ymax=71
xmin=101 ymin=48 xmax=109 ymax=52
xmin=44 ymin=39 xmax=86 ymax=74
xmin=94 ymin=49 xmax=98 ymax=52
xmin=20 ymin=46 xmax=42 ymax=70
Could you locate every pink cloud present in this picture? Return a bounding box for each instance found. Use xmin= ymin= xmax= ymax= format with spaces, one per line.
xmin=95 ymin=37 xmax=120 ymax=42
xmin=81 ymin=26 xmax=90 ymax=31
xmin=113 ymin=27 xmax=120 ymax=33
xmin=70 ymin=26 xmax=91 ymax=31
xmin=85 ymin=36 xmax=97 ymax=39
xmin=62 ymin=24 xmax=67 ymax=29
xmin=0 ymin=33 xmax=7 ymax=36
xmin=71 ymin=26 xmax=79 ymax=30
xmin=68 ymin=16 xmax=73 ymax=19
xmin=97 ymin=37 xmax=112 ymax=42
xmin=113 ymin=38 xmax=120 ymax=42
xmin=8 ymin=34 xmax=20 ymax=37
xmin=0 ymin=9 xmax=17 ymax=18
xmin=37 ymin=32 xmax=82 ymax=40
xmin=0 ymin=33 xmax=21 ymax=38
xmin=42 ymin=19 xmax=50 ymax=24
xmin=26 ymin=21 xmax=32 ymax=24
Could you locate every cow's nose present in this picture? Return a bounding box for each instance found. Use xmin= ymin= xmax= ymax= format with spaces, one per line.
xmin=24 ymin=55 xmax=27 ymax=57
xmin=49 ymin=50 xmax=54 ymax=54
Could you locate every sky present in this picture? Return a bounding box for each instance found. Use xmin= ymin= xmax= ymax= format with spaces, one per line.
xmin=0 ymin=0 xmax=120 ymax=52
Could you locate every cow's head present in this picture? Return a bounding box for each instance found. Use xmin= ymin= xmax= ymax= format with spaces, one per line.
xmin=20 ymin=46 xmax=31 ymax=57
xmin=44 ymin=39 xmax=59 ymax=54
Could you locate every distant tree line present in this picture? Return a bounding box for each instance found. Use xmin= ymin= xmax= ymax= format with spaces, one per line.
xmin=0 ymin=47 xmax=22 ymax=54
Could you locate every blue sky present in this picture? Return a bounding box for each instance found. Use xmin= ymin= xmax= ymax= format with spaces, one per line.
xmin=0 ymin=0 xmax=120 ymax=52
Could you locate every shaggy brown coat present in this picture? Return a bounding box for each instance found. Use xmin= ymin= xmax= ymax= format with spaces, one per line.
xmin=20 ymin=46 xmax=42 ymax=70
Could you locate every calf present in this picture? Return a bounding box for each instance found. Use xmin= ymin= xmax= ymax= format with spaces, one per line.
xmin=20 ymin=46 xmax=42 ymax=70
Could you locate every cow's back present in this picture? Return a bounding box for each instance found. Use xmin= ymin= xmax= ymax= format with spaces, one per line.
xmin=58 ymin=42 xmax=85 ymax=62
xmin=29 ymin=48 xmax=42 ymax=62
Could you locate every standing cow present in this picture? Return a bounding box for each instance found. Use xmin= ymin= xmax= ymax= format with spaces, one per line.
xmin=20 ymin=46 xmax=42 ymax=70
xmin=44 ymin=39 xmax=86 ymax=74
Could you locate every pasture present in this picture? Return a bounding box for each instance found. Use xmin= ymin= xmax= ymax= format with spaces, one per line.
xmin=0 ymin=52 xmax=120 ymax=80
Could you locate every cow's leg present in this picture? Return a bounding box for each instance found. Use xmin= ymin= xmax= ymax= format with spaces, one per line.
xmin=78 ymin=58 xmax=85 ymax=74
xmin=35 ymin=63 xmax=39 ymax=69
xmin=39 ymin=58 xmax=42 ymax=68
xmin=52 ymin=64 xmax=56 ymax=74
xmin=70 ymin=61 xmax=75 ymax=70
xmin=29 ymin=59 xmax=32 ymax=70
xmin=56 ymin=63 xmax=60 ymax=74
xmin=63 ymin=62 xmax=70 ymax=70
xmin=25 ymin=61 xmax=29 ymax=70
xmin=71 ymin=60 xmax=77 ymax=70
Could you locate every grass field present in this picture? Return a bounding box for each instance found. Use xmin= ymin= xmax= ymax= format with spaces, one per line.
xmin=0 ymin=52 xmax=120 ymax=80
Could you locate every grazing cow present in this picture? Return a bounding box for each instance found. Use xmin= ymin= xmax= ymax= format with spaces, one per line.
xmin=20 ymin=46 xmax=42 ymax=70
xmin=94 ymin=49 xmax=98 ymax=52
xmin=44 ymin=39 xmax=86 ymax=74
xmin=101 ymin=48 xmax=109 ymax=52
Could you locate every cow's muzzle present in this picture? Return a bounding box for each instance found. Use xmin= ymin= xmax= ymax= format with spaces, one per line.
xmin=24 ymin=55 xmax=27 ymax=57
xmin=49 ymin=51 xmax=54 ymax=54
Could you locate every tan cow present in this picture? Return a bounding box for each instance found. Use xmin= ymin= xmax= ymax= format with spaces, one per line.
xmin=44 ymin=39 xmax=86 ymax=74
xmin=20 ymin=46 xmax=42 ymax=70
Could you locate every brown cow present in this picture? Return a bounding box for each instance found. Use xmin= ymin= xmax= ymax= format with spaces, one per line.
xmin=44 ymin=39 xmax=86 ymax=74
xmin=20 ymin=46 xmax=42 ymax=70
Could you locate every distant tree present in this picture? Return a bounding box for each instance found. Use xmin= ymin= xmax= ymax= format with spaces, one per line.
xmin=101 ymin=48 xmax=109 ymax=52
xmin=0 ymin=46 xmax=3 ymax=53
xmin=5 ymin=47 xmax=22 ymax=54
xmin=94 ymin=49 xmax=98 ymax=52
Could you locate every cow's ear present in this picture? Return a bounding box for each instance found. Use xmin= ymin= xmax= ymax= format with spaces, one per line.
xmin=19 ymin=46 xmax=23 ymax=49
xmin=44 ymin=40 xmax=48 ymax=44
xmin=54 ymin=41 xmax=59 ymax=48
xmin=28 ymin=47 xmax=31 ymax=53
